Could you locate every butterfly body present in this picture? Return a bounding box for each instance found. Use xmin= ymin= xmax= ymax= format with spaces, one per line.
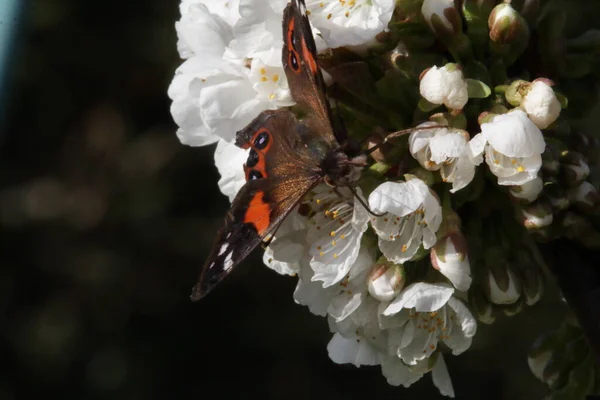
xmin=191 ymin=0 xmax=365 ymax=301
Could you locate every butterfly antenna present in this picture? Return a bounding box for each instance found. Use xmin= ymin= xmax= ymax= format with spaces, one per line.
xmin=364 ymin=124 xmax=447 ymax=155
xmin=344 ymin=183 xmax=386 ymax=217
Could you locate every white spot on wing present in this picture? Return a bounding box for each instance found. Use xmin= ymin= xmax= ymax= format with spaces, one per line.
xmin=218 ymin=244 xmax=228 ymax=256
xmin=223 ymin=253 xmax=234 ymax=271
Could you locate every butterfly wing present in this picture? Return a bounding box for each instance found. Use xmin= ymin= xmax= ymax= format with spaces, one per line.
xmin=191 ymin=110 xmax=326 ymax=300
xmin=282 ymin=0 xmax=343 ymax=145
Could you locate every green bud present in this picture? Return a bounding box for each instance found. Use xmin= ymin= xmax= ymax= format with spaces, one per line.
xmin=504 ymin=79 xmax=530 ymax=107
xmin=488 ymin=3 xmax=530 ymax=66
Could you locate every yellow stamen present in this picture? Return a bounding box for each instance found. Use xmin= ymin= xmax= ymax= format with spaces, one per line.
xmin=259 ymin=68 xmax=266 ymax=75
xmin=272 ymin=74 xmax=279 ymax=82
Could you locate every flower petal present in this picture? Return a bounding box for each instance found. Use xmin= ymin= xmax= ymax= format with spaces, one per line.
xmin=384 ymin=282 xmax=454 ymax=315
xmin=432 ymin=354 xmax=455 ymax=398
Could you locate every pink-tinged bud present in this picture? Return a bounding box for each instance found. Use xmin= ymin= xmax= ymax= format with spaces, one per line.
xmin=518 ymin=199 xmax=553 ymax=230
xmin=367 ymin=259 xmax=406 ymax=302
xmin=431 ymin=232 xmax=472 ymax=291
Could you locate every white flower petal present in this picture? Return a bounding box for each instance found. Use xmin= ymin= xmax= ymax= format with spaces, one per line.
xmin=432 ymin=354 xmax=455 ymax=398
xmin=384 ymin=282 xmax=454 ymax=316
xmin=481 ymin=109 xmax=546 ymax=158
xmin=214 ymin=139 xmax=248 ymax=201
xmin=327 ymin=333 xmax=382 ymax=367
xmin=176 ymin=2 xmax=233 ymax=59
xmin=420 ymin=65 xmax=468 ymax=110
xmin=294 ymin=262 xmax=335 ymax=316
xmin=369 ymin=180 xmax=429 ymax=216
xmin=381 ymin=356 xmax=425 ymax=387
xmin=306 ymin=0 xmax=394 ymax=48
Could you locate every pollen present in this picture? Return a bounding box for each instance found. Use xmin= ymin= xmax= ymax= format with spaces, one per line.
xmin=306 ymin=10 xmax=311 ymax=15
xmin=268 ymin=258 xmax=273 ymax=263
xmin=348 ymin=0 xmax=355 ymax=5
xmin=316 ymin=199 xmax=321 ymax=204
xmin=319 ymin=251 xmax=324 ymax=257
xmin=330 ymin=231 xmax=336 ymax=237
xmin=272 ymin=74 xmax=279 ymax=82
xmin=401 ymin=244 xmax=408 ymax=252
xmin=319 ymin=1 xmax=324 ymax=6
xmin=517 ymin=165 xmax=525 ymax=172
xmin=332 ymin=240 xmax=337 ymax=246
xmin=511 ymin=158 xmax=517 ymax=165
xmin=327 ymin=13 xmax=332 ymax=19
xmin=340 ymin=234 xmax=345 ymax=239
xmin=261 ymin=76 xmax=268 ymax=82
xmin=333 ymin=253 xmax=338 ymax=259
xmin=260 ymin=68 xmax=266 ymax=75
xmin=317 ymin=246 xmax=322 ymax=250
xmin=345 ymin=11 xmax=349 ymax=17
xmin=269 ymin=94 xmax=275 ymax=100
xmin=384 ymin=218 xmax=388 ymax=222
xmin=201 ymin=78 xmax=206 ymax=82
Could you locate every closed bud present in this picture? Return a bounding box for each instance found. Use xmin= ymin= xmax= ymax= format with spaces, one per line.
xmin=518 ymin=199 xmax=553 ymax=230
xmin=419 ymin=63 xmax=469 ymax=112
xmin=541 ymin=148 xmax=560 ymax=176
xmin=568 ymin=181 xmax=599 ymax=214
xmin=559 ymin=151 xmax=590 ymax=188
xmin=528 ymin=330 xmax=557 ymax=382
xmin=561 ymin=211 xmax=595 ymax=241
xmin=485 ymin=264 xmax=522 ymax=305
xmin=516 ymin=252 xmax=545 ymax=306
xmin=488 ymin=3 xmax=530 ymax=65
xmin=502 ymin=296 xmax=524 ymax=316
xmin=488 ymin=3 xmax=528 ymax=44
xmin=431 ymin=230 xmax=472 ymax=291
xmin=367 ymin=258 xmax=406 ymax=302
xmin=421 ymin=0 xmax=463 ymax=41
xmin=509 ymin=176 xmax=543 ymax=203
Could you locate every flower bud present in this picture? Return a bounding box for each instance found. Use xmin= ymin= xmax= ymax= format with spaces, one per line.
xmin=421 ymin=0 xmax=462 ymax=41
xmin=528 ymin=330 xmax=556 ymax=382
xmin=560 ymin=211 xmax=597 ymax=242
xmin=521 ymin=80 xmax=562 ymax=129
xmin=488 ymin=3 xmax=530 ymax=65
xmin=431 ymin=231 xmax=472 ymax=292
xmin=509 ymin=176 xmax=543 ymax=203
xmin=502 ymin=296 xmax=524 ymax=316
xmin=485 ymin=265 xmax=522 ymax=305
xmin=368 ymin=259 xmax=406 ymax=302
xmin=559 ymin=151 xmax=590 ymax=188
xmin=568 ymin=181 xmax=599 ymax=214
xmin=518 ymin=199 xmax=553 ymax=230
xmin=419 ymin=63 xmax=469 ymax=112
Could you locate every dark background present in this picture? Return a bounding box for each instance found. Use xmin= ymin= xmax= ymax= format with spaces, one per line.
xmin=0 ymin=0 xmax=566 ymax=399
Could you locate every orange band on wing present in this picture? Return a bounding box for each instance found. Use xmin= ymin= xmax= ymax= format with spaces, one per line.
xmin=243 ymin=191 xmax=271 ymax=235
xmin=301 ymin=39 xmax=318 ymax=75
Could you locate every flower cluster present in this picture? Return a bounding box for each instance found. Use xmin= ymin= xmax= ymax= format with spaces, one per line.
xmin=169 ymin=0 xmax=600 ymax=397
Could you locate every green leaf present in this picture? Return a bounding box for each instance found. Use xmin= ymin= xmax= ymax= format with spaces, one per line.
xmin=417 ymin=97 xmax=439 ymax=112
xmin=466 ymin=78 xmax=491 ymax=98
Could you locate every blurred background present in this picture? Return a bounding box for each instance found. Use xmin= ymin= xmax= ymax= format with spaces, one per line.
xmin=0 ymin=0 xmax=568 ymax=399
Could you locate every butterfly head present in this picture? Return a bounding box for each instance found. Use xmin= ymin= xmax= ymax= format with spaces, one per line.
xmin=321 ymin=150 xmax=367 ymax=187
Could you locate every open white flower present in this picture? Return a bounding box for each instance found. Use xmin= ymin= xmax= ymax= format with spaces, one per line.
xmin=368 ymin=180 xmax=442 ymax=264
xmin=263 ymin=210 xmax=309 ymax=276
xmin=419 ymin=64 xmax=469 ymax=112
xmin=468 ymin=109 xmax=546 ymax=185
xmin=169 ymin=50 xmax=293 ymax=147
xmin=307 ymin=186 xmax=370 ymax=286
xmin=520 ymin=80 xmax=561 ymax=129
xmin=409 ymin=123 xmax=476 ymax=192
xmin=225 ymin=0 xmax=287 ymax=63
xmin=197 ymin=0 xmax=241 ymax=27
xmin=382 ymin=282 xmax=477 ymax=366
xmin=176 ymin=1 xmax=234 ymax=60
xmin=305 ymin=0 xmax=395 ymax=48
xmin=214 ymin=139 xmax=248 ymax=201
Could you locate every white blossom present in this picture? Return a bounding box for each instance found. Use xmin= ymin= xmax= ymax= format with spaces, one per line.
xmin=368 ymin=180 xmax=442 ymax=264
xmin=521 ymin=80 xmax=561 ymax=129
xmin=468 ymin=109 xmax=546 ymax=186
xmin=305 ymin=0 xmax=394 ymax=48
xmin=421 ymin=0 xmax=461 ymax=38
xmin=409 ymin=123 xmax=476 ymax=192
xmin=307 ymin=186 xmax=370 ymax=287
xmin=367 ymin=262 xmax=406 ymax=302
xmin=383 ymin=282 xmax=477 ymax=365
xmin=420 ymin=64 xmax=469 ymax=111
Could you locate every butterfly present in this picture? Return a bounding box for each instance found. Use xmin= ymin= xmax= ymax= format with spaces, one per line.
xmin=190 ymin=0 xmax=368 ymax=301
